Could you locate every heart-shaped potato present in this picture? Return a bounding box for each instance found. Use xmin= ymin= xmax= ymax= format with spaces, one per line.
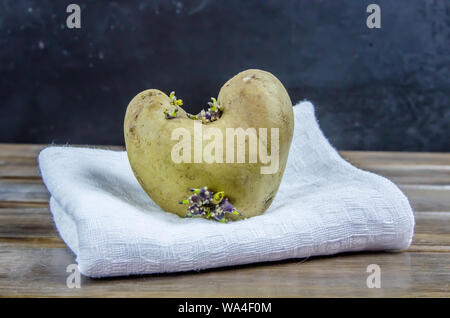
xmin=124 ymin=69 xmax=294 ymax=220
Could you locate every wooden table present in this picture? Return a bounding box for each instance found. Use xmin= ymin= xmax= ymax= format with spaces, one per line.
xmin=0 ymin=143 xmax=449 ymax=297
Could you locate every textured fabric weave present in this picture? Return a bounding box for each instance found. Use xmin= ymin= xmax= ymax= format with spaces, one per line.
xmin=38 ymin=101 xmax=415 ymax=277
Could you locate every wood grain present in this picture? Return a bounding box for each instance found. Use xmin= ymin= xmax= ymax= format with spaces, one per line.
xmin=1 ymin=145 xmax=449 ymax=183
xmin=0 ymin=207 xmax=57 ymax=237
xmin=340 ymin=151 xmax=450 ymax=186
xmin=0 ymin=207 xmax=447 ymax=250
xmin=0 ymin=144 xmax=123 ymax=178
xmin=0 ymin=144 xmax=47 ymax=158
xmin=0 ymin=246 xmax=448 ymax=297
xmin=1 ymin=179 xmax=449 ymax=212
xmin=401 ymin=185 xmax=450 ymax=212
xmin=340 ymin=151 xmax=450 ymax=166
xmin=0 ymin=143 xmax=449 ymax=297
xmin=0 ymin=179 xmax=49 ymax=203
xmin=413 ymin=212 xmax=450 ymax=247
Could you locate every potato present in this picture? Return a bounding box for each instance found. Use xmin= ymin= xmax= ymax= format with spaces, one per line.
xmin=124 ymin=69 xmax=294 ymax=220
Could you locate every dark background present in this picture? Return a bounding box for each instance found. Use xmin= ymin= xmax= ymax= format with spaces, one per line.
xmin=1 ymin=0 xmax=449 ymax=151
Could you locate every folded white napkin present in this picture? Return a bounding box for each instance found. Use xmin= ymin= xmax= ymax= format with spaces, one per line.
xmin=38 ymin=101 xmax=414 ymax=277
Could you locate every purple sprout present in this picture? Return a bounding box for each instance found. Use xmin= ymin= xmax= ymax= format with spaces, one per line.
xmin=180 ymin=187 xmax=241 ymax=223
xmin=185 ymin=97 xmax=222 ymax=124
xmin=197 ymin=98 xmax=222 ymax=123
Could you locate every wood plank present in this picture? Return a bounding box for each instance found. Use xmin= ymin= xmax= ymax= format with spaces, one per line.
xmin=0 ymin=201 xmax=49 ymax=208
xmin=0 ymin=179 xmax=49 ymax=203
xmin=2 ymin=178 xmax=449 ymax=212
xmin=0 ymin=143 xmax=124 ymax=157
xmin=2 ymin=145 xmax=449 ymax=211
xmin=407 ymin=245 xmax=450 ymax=253
xmin=413 ymin=212 xmax=450 ymax=247
xmin=0 ymin=206 xmax=448 ymax=251
xmin=0 ymin=209 xmax=61 ymax=247
xmin=0 ymin=157 xmax=40 ymax=179
xmin=10 ymin=179 xmax=445 ymax=213
xmin=0 ymin=144 xmax=47 ymax=158
xmin=0 ymin=144 xmax=124 ymax=158
xmin=340 ymin=151 xmax=450 ymax=166
xmin=0 ymin=246 xmax=448 ymax=297
xmin=341 ymin=151 xmax=450 ymax=186
xmin=0 ymin=207 xmax=56 ymax=236
xmin=1 ymin=145 xmax=449 ymax=185
xmin=0 ymin=206 xmax=65 ymax=248
xmin=0 ymin=237 xmax=66 ymax=248
xmin=0 ymin=144 xmax=44 ymax=178
xmin=3 ymin=145 xmax=447 ymax=165
xmin=402 ymin=185 xmax=450 ymax=212
xmin=0 ymin=145 xmax=448 ymax=297
xmin=0 ymin=144 xmax=124 ymax=178
xmin=357 ymin=166 xmax=450 ymax=185
xmin=2 ymin=161 xmax=448 ymax=185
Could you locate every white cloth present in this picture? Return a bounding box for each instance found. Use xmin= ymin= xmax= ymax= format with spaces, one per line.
xmin=38 ymin=101 xmax=415 ymax=277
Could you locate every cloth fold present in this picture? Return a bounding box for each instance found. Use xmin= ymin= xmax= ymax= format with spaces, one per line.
xmin=38 ymin=101 xmax=415 ymax=277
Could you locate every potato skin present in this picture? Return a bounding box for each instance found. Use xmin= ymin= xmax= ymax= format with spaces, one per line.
xmin=124 ymin=69 xmax=294 ymax=218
